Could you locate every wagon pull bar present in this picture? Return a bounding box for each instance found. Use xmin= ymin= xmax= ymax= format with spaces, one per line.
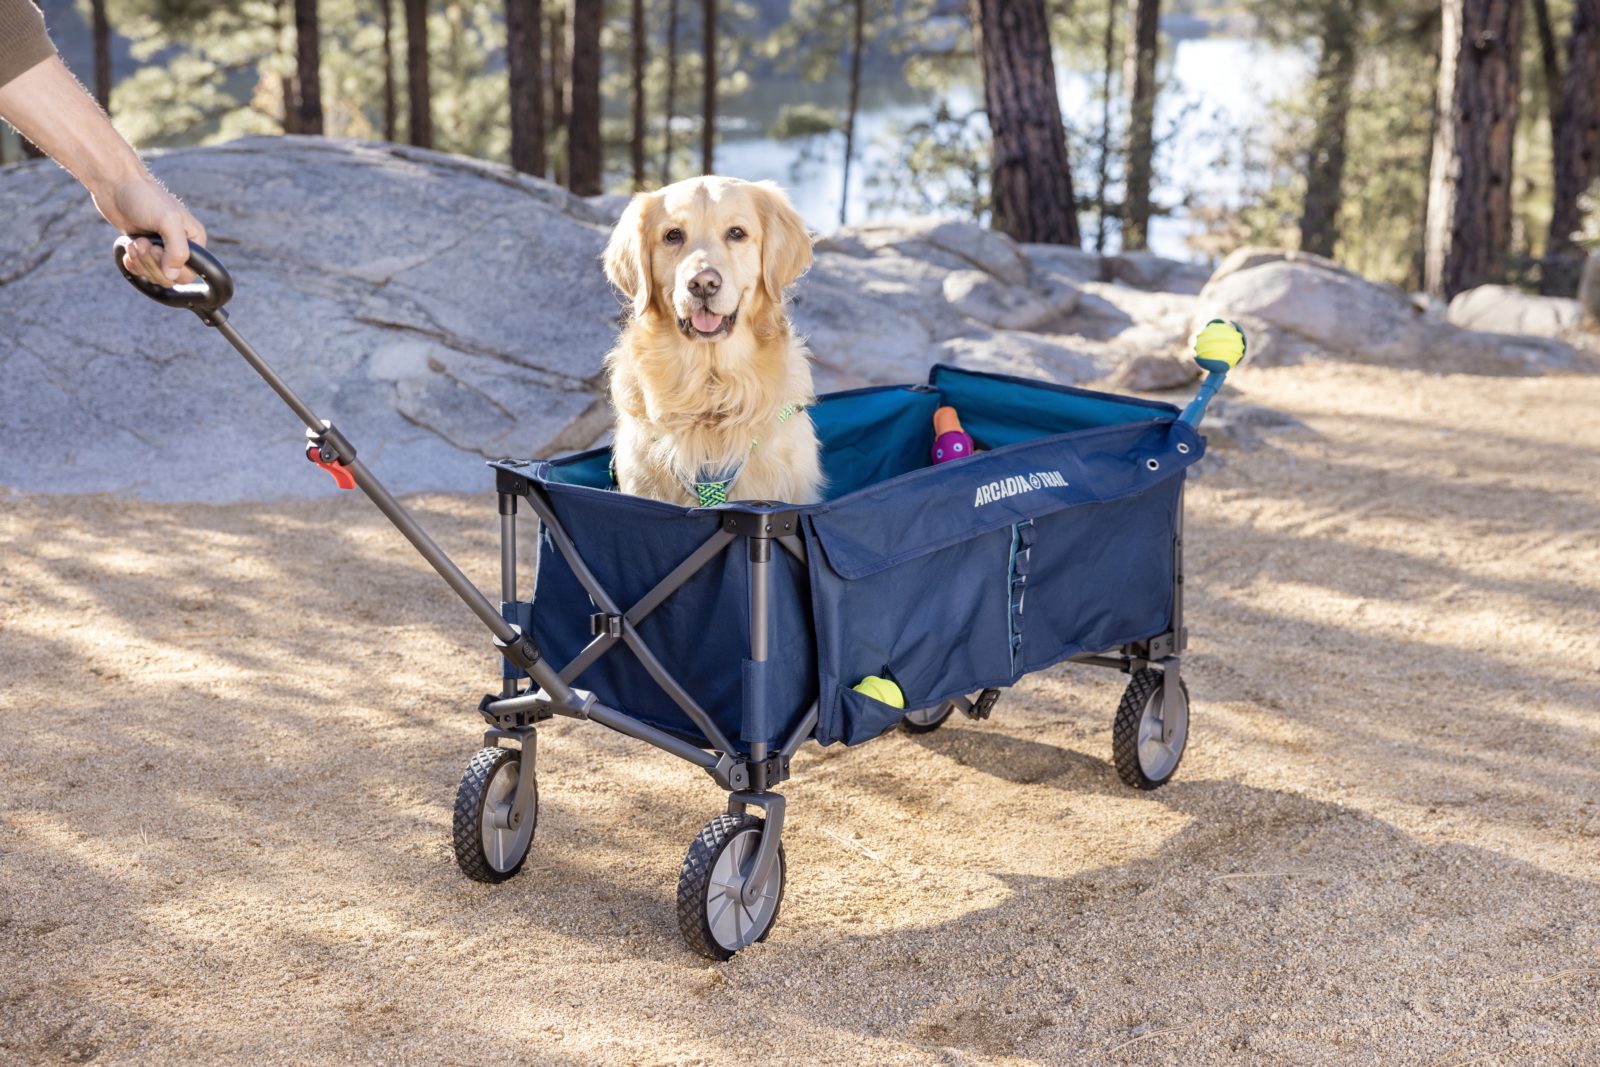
xmin=112 ymin=236 xmax=565 ymax=694
xmin=1179 ymin=319 xmax=1247 ymax=428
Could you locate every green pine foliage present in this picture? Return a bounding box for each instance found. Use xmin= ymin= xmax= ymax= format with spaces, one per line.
xmin=25 ymin=0 xmax=1590 ymax=281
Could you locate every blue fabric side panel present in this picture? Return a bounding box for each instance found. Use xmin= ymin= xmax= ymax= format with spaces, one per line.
xmin=930 ymin=363 xmax=1179 ymax=448
xmin=545 ymin=447 xmax=614 ymax=488
xmin=808 ymin=418 xmax=1201 ymax=580
xmin=811 ymin=385 xmax=943 ymax=498
xmin=835 ymin=685 xmax=910 ymax=746
xmin=805 ymin=523 xmax=1015 ymax=746
xmin=526 ymin=482 xmax=815 ymax=752
xmin=530 ymin=486 xmax=738 ymax=746
xmin=1020 ymin=483 xmax=1181 ymax=674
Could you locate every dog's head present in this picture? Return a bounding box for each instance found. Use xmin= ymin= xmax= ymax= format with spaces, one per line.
xmin=603 ymin=177 xmax=812 ymax=342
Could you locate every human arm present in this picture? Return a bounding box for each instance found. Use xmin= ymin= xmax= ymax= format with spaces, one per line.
xmin=0 ymin=49 xmax=206 ymax=284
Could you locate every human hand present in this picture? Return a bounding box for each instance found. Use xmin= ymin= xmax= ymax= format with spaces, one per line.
xmin=93 ymin=172 xmax=207 ymax=286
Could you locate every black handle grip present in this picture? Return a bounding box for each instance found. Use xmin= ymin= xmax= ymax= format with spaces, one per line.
xmin=113 ymin=234 xmax=234 ymax=315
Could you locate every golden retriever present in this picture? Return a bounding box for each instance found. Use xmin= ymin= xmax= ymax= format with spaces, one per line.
xmin=602 ymin=177 xmax=824 ymax=506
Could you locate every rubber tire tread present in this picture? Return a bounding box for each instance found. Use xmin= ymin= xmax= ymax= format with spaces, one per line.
xmin=453 ymin=746 xmax=536 ymax=883
xmin=1112 ymin=669 xmax=1189 ymax=791
xmin=676 ymin=813 xmax=785 ymax=961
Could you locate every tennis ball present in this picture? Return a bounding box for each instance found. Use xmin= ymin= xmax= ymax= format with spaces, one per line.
xmin=1194 ymin=318 xmax=1246 ymax=372
xmin=852 ymin=675 xmax=905 ymax=709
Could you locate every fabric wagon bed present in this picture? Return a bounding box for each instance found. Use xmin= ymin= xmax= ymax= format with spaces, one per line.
xmin=112 ymin=238 xmax=1245 ymax=960
xmin=501 ymin=363 xmax=1203 ymax=758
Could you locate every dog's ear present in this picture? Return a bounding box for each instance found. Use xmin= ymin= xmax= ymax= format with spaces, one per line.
xmin=753 ymin=181 xmax=813 ymax=302
xmin=603 ymin=193 xmax=655 ymax=317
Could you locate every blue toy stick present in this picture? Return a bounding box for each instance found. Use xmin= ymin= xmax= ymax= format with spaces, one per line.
xmin=1179 ymin=319 xmax=1247 ymax=427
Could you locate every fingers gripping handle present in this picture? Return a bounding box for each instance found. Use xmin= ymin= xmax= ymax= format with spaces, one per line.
xmin=1179 ymin=319 xmax=1247 ymax=427
xmin=113 ymin=235 xmax=234 ymax=321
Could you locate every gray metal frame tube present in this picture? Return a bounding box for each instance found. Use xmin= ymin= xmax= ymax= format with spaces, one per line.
xmin=588 ymin=702 xmax=720 ymax=769
xmin=749 ymin=537 xmax=771 ymax=662
xmin=499 ymin=500 xmax=518 ymax=698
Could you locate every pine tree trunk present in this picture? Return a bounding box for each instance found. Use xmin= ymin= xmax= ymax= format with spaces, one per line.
xmin=549 ymin=7 xmax=567 ymax=135
xmin=90 ymin=0 xmax=111 ymax=112
xmin=1530 ymin=0 xmax=1561 ymax=146
xmin=1412 ymin=17 xmax=1443 ymax=291
xmin=1121 ymin=0 xmax=1159 ymax=251
xmin=1299 ymin=4 xmax=1357 ymax=258
xmin=507 ymin=0 xmax=546 ymax=175
xmin=702 ymin=0 xmax=716 ymax=174
xmin=1093 ymin=0 xmax=1116 ymax=253
xmin=662 ymin=0 xmax=678 ymax=184
xmin=631 ymin=0 xmax=647 ymax=189
xmin=1545 ymin=0 xmax=1600 ymax=295
xmin=293 ymin=0 xmax=324 ymax=134
xmin=839 ymin=0 xmax=865 ymax=225
xmin=550 ymin=5 xmax=569 ymax=183
xmin=968 ymin=0 xmax=1080 ymax=245
xmin=276 ymin=0 xmax=299 ymax=133
xmin=1424 ymin=0 xmax=1523 ymax=299
xmin=405 ymin=0 xmax=433 ymax=147
xmin=568 ymin=0 xmax=603 ymax=194
xmin=379 ymin=0 xmax=397 ymax=142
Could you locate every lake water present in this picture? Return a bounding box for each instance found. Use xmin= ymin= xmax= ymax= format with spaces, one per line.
xmin=715 ymin=35 xmax=1312 ymax=262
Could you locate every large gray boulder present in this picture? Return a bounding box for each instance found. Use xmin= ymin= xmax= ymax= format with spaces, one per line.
xmin=1447 ymin=285 xmax=1582 ymax=338
xmin=1104 ymin=251 xmax=1212 ymax=295
xmin=793 ymin=250 xmax=1110 ymax=390
xmin=940 ymin=269 xmax=1075 ymax=330
xmin=816 ymin=217 xmax=1032 ymax=286
xmin=794 ymin=223 xmax=1114 ymax=389
xmin=0 ymin=137 xmax=619 ymax=501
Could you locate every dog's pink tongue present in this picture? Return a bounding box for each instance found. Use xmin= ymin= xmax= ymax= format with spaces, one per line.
xmin=691 ymin=308 xmax=724 ymax=334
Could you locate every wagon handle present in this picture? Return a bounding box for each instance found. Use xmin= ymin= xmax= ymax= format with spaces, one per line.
xmin=113 ymin=234 xmax=234 ymax=322
xmin=1179 ymin=319 xmax=1247 ymax=428
xmin=107 ymin=234 xmax=557 ymax=693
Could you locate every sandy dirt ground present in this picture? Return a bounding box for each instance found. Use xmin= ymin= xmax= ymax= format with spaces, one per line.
xmin=3 ymin=361 xmax=1599 ymax=1066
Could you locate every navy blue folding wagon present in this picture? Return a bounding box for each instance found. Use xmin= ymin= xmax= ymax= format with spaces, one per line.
xmin=116 ymin=237 xmax=1246 ymax=960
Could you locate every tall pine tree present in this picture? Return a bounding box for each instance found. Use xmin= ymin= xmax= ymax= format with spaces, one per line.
xmin=968 ymin=0 xmax=1080 ymax=244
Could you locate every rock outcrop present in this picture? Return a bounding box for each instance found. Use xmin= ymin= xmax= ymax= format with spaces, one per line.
xmin=1447 ymin=285 xmax=1582 ymax=339
xmin=1193 ymin=254 xmax=1595 ymax=375
xmin=0 ymin=137 xmax=620 ymax=501
xmin=3 ymin=137 xmax=1588 ymax=503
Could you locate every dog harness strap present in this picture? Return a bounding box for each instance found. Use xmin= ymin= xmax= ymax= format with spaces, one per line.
xmin=695 ymin=478 xmax=734 ymax=507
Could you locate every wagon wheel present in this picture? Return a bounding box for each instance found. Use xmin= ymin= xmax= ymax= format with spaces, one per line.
xmin=453 ymin=746 xmax=537 ymax=883
xmin=1112 ymin=668 xmax=1189 ymax=790
xmin=902 ymin=700 xmax=956 ymax=734
xmin=677 ymin=813 xmax=785 ymax=961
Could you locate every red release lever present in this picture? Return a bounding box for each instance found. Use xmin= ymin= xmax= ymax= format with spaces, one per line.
xmin=305 ymin=444 xmax=356 ymax=490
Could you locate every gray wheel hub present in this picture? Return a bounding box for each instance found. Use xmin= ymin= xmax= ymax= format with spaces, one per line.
xmin=1137 ymin=680 xmax=1188 ymax=781
xmin=706 ymin=828 xmax=782 ymax=952
xmin=480 ymin=759 xmax=534 ymax=874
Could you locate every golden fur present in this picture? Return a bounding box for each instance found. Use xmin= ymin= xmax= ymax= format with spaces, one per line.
xmin=602 ymin=177 xmax=823 ymax=505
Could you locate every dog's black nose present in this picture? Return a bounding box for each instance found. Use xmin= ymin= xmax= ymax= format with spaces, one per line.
xmin=688 ymin=268 xmax=721 ymax=299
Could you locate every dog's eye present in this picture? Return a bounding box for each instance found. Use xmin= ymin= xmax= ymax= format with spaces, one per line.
xmin=726 ymin=226 xmax=747 ymax=242
xmin=663 ymin=228 xmax=684 ymax=245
